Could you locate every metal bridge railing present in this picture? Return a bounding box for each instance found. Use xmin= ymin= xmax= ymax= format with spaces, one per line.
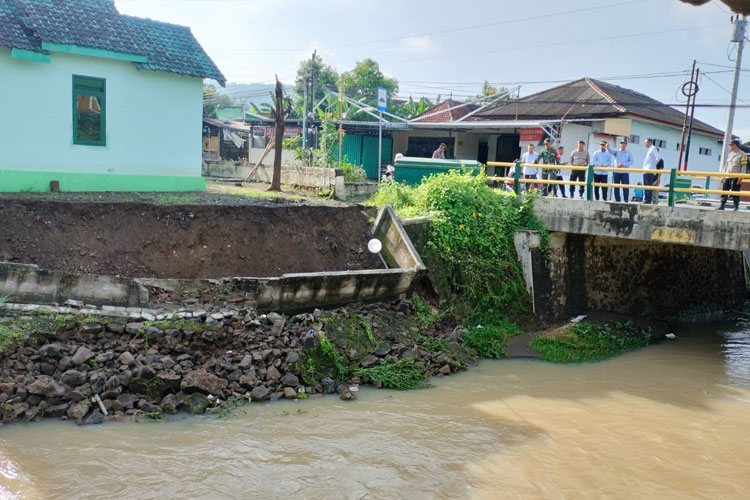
xmin=485 ymin=161 xmax=748 ymax=207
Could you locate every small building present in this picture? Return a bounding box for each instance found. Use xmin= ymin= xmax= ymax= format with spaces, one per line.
xmin=202 ymin=119 xmax=250 ymax=162
xmin=0 ymin=0 xmax=225 ymax=192
xmin=472 ymin=78 xmax=724 ymax=181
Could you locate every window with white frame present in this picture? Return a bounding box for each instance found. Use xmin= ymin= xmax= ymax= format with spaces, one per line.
xmin=699 ymin=147 xmax=712 ymax=156
xmin=653 ymin=139 xmax=666 ymax=148
xmin=628 ymin=135 xmax=640 ymax=144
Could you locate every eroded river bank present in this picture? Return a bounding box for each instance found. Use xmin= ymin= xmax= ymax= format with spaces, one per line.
xmin=2 ymin=320 xmax=750 ymax=499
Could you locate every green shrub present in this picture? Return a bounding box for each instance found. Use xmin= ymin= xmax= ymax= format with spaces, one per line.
xmin=461 ymin=319 xmax=522 ymax=359
xmin=530 ymin=321 xmax=652 ymax=363
xmin=355 ymin=358 xmax=428 ymax=390
xmin=368 ymin=171 xmax=548 ymax=323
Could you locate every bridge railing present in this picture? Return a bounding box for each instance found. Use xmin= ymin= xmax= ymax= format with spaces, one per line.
xmin=486 ymin=161 xmax=749 ymax=207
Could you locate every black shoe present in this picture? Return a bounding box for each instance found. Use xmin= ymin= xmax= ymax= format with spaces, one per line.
xmin=734 ymin=205 xmax=739 ymax=211
xmin=717 ymin=205 xmax=725 ymax=210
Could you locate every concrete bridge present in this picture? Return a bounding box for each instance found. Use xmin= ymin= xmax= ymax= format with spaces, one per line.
xmin=532 ymin=198 xmax=750 ymax=252
xmin=515 ymin=198 xmax=750 ymax=321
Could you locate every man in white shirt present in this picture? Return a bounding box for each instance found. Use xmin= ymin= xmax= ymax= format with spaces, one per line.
xmin=520 ymin=144 xmax=539 ymax=192
xmin=642 ymin=138 xmax=660 ymax=204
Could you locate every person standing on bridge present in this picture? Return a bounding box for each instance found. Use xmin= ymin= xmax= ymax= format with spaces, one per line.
xmin=555 ymin=145 xmax=567 ymax=198
xmin=642 ymin=138 xmax=661 ymax=204
xmin=569 ymin=140 xmax=590 ymax=199
xmin=718 ymin=139 xmax=747 ymax=211
xmin=607 ymin=139 xmax=634 ymax=202
xmin=521 ymin=144 xmax=539 ymax=192
xmin=537 ymin=139 xmax=559 ymax=196
xmin=592 ymin=141 xmax=614 ymax=201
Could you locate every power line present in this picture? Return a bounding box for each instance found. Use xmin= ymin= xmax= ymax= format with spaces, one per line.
xmin=701 ymin=72 xmax=750 ymax=107
xmin=327 ymin=0 xmax=648 ymax=49
xmin=386 ymin=24 xmax=726 ymax=65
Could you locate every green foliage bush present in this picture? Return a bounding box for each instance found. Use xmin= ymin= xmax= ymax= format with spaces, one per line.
xmin=461 ymin=319 xmax=522 ymax=359
xmin=355 ymin=358 xmax=429 ymax=390
xmin=530 ymin=321 xmax=652 ymax=363
xmin=369 ymin=171 xmax=548 ymax=324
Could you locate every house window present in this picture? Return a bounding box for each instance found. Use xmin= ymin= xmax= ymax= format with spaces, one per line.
xmin=73 ymin=75 xmax=106 ymax=146
xmin=653 ymin=139 xmax=666 ymax=148
xmin=406 ymin=137 xmax=455 ymax=158
xmin=699 ymin=147 xmax=712 ymax=156
xmin=628 ymin=135 xmax=640 ymax=144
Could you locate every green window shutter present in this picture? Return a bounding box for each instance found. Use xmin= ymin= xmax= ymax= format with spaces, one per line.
xmin=72 ymin=75 xmax=106 ymax=146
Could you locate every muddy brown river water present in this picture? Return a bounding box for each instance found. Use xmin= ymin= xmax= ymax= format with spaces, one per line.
xmin=2 ymin=321 xmax=750 ymax=499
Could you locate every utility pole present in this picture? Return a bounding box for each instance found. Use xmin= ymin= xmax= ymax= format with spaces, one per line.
xmin=339 ymin=74 xmax=344 ymax=170
xmin=684 ymin=68 xmax=700 ymax=171
xmin=302 ymin=80 xmax=308 ymax=151
xmin=310 ymin=50 xmax=316 ymax=149
xmin=678 ymin=60 xmax=696 ymax=170
xmin=720 ymin=15 xmax=747 ymax=168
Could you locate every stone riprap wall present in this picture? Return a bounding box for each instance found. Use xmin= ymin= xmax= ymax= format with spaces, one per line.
xmin=531 ymin=232 xmax=746 ymax=320
xmin=0 ymin=300 xmax=474 ymax=425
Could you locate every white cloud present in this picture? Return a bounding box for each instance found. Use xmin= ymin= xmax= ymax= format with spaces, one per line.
xmin=402 ymin=36 xmax=442 ymax=54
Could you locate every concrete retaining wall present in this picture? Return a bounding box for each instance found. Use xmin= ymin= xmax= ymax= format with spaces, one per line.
xmin=203 ymin=161 xmax=337 ymax=188
xmin=0 ymin=205 xmax=424 ymax=314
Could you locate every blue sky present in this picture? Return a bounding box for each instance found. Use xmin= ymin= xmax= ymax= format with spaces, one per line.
xmin=115 ymin=0 xmax=750 ymax=138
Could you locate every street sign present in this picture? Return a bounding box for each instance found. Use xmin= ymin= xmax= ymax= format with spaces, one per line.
xmin=376 ymin=87 xmax=388 ymax=111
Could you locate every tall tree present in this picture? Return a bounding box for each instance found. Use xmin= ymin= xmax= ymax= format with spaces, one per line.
xmin=345 ymin=58 xmax=398 ymax=105
xmin=269 ymin=76 xmax=292 ymax=192
xmin=293 ymin=56 xmax=339 ymax=118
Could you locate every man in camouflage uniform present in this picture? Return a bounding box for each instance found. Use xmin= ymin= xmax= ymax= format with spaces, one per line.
xmin=537 ymin=138 xmax=559 ymax=196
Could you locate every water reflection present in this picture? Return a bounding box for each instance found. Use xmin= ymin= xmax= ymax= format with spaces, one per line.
xmin=2 ymin=323 xmax=750 ymax=499
xmin=721 ymin=320 xmax=750 ymax=386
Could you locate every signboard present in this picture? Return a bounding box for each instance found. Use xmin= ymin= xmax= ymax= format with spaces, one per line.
xmin=377 ymin=87 xmax=388 ymax=112
xmin=519 ymin=127 xmax=543 ymax=143
xmin=262 ymin=126 xmax=302 ymax=138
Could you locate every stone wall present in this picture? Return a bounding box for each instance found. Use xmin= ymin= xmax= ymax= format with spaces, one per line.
xmin=529 ymin=232 xmax=746 ymax=321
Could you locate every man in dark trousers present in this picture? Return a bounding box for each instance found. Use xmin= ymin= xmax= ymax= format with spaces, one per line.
xmin=718 ymin=139 xmax=747 ymax=211
xmin=569 ymin=140 xmax=590 ymax=199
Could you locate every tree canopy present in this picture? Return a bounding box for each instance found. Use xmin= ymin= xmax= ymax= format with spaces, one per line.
xmin=203 ymin=85 xmax=236 ymax=119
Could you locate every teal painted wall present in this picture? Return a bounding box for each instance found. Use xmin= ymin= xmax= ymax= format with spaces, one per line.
xmin=0 ymin=47 xmax=204 ymax=190
xmin=0 ymin=170 xmax=205 ymax=192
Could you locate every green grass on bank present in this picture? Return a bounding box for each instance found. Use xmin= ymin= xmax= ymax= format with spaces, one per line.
xmin=529 ymin=321 xmax=652 ymax=363
xmin=461 ymin=319 xmax=522 ymax=359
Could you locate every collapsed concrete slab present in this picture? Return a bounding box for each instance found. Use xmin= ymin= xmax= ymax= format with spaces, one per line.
xmin=0 ymin=205 xmax=424 ymax=314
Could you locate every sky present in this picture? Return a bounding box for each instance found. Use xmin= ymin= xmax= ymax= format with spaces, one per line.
xmin=115 ymin=0 xmax=750 ymax=139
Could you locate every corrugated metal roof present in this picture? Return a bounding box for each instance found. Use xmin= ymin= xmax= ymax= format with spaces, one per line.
xmin=475 ymin=78 xmax=723 ymax=137
xmin=411 ymin=99 xmax=479 ymax=123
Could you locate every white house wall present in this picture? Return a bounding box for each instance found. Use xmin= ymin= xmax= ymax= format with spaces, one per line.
xmin=0 ymin=47 xmax=203 ymax=177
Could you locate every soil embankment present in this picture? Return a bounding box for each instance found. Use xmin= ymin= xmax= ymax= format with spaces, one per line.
xmin=0 ymin=200 xmax=380 ymax=278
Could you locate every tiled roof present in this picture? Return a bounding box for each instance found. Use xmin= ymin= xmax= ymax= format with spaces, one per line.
xmin=0 ymin=0 xmax=225 ymax=84
xmin=0 ymin=0 xmax=41 ymax=52
xmin=411 ymin=99 xmax=478 ymax=123
xmin=474 ymin=78 xmax=722 ymax=137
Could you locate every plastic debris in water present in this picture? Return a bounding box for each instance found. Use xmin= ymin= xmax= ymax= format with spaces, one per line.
xmin=665 ymin=333 xmax=677 ymax=340
xmin=570 ymin=315 xmax=587 ymax=323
